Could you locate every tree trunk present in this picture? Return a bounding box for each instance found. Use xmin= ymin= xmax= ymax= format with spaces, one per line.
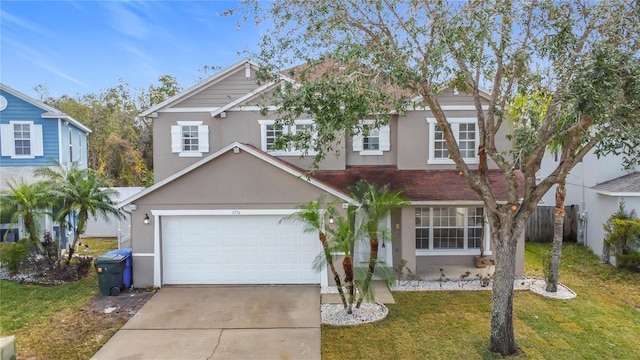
xmin=320 ymin=231 xmax=347 ymax=308
xmin=356 ymin=234 xmax=378 ymax=309
xmin=547 ymin=182 xmax=566 ymax=292
xmin=343 ymin=255 xmax=354 ymax=314
xmin=489 ymin=228 xmax=521 ymax=357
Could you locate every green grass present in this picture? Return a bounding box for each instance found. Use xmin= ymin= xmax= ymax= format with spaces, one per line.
xmin=322 ymin=243 xmax=640 ymax=360
xmin=0 ymin=238 xmax=125 ymax=360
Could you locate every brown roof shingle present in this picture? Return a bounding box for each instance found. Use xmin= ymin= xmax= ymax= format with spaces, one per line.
xmin=313 ymin=166 xmax=520 ymax=202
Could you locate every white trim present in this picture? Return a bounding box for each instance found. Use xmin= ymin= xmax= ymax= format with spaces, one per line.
xmin=132 ymin=253 xmax=155 ymax=257
xmin=176 ymin=120 xmax=203 ymax=126
xmin=359 ymin=150 xmax=384 ymax=156
xmin=592 ymin=190 xmax=640 ymax=197
xmin=210 ymin=82 xmax=276 ymax=118
xmin=151 ymin=209 xmax=300 ymax=216
xmin=410 ymin=200 xmax=485 ymax=206
xmin=153 ymin=214 xmax=161 ymax=288
xmin=427 ymin=117 xmax=479 ymax=165
xmin=416 ymin=250 xmax=493 ymax=256
xmin=157 ymin=106 xmax=280 ymax=113
xmin=117 ymin=141 xmax=356 ymax=208
xmin=160 ymin=107 xmax=221 ymax=113
xmin=232 ymin=105 xmax=279 ymax=111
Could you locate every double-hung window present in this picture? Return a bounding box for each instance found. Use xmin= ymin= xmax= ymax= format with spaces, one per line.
xmin=171 ymin=121 xmax=209 ymax=157
xmin=427 ymin=118 xmax=478 ymax=164
xmin=259 ymin=119 xmax=317 ymax=156
xmin=352 ymin=120 xmax=390 ymax=155
xmin=1 ymin=121 xmax=44 ymax=159
xmin=415 ymin=206 xmax=487 ymax=255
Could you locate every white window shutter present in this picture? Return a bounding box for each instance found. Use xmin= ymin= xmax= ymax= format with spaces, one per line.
xmin=171 ymin=125 xmax=182 ymax=153
xmin=198 ymin=125 xmax=209 ymax=153
xmin=379 ymin=125 xmax=390 ymax=151
xmin=32 ymin=124 xmax=43 ymax=156
xmin=1 ymin=124 xmax=13 ymax=156
xmin=352 ymin=134 xmax=363 ymax=152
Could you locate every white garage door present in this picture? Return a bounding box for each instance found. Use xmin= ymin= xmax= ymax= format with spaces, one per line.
xmin=162 ymin=215 xmax=321 ymax=284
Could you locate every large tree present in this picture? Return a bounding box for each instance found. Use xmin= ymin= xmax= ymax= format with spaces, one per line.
xmin=47 ymin=76 xmax=182 ymax=186
xmin=233 ymin=1 xmax=640 ymax=355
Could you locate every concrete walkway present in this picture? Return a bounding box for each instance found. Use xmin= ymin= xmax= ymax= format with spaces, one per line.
xmin=91 ymin=285 xmax=320 ymax=360
xmin=320 ymin=280 xmax=396 ymax=304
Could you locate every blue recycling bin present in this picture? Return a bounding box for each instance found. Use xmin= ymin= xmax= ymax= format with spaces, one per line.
xmin=107 ymin=248 xmax=132 ymax=288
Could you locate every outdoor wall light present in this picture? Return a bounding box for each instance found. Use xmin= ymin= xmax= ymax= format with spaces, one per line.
xmin=143 ymin=213 xmax=150 ymax=225
xmin=328 ymin=216 xmax=334 ymax=224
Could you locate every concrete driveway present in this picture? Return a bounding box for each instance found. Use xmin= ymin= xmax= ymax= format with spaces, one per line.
xmin=91 ymin=285 xmax=320 ymax=360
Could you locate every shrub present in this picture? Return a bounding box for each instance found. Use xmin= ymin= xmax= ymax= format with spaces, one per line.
xmin=617 ymin=252 xmax=640 ymax=271
xmin=0 ymin=242 xmax=28 ymax=272
xmin=603 ymin=201 xmax=640 ymax=264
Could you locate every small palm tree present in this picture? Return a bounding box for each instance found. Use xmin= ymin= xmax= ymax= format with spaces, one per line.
xmin=37 ymin=164 xmax=123 ymax=263
xmin=350 ymin=180 xmax=409 ymax=308
xmin=281 ymin=196 xmax=348 ymax=309
xmin=327 ymin=206 xmax=359 ymax=313
xmin=0 ymin=179 xmax=56 ymax=249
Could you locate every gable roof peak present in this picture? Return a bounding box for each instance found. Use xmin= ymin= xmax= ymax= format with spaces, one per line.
xmin=140 ymin=58 xmax=261 ymax=117
xmin=0 ymin=83 xmax=91 ymax=133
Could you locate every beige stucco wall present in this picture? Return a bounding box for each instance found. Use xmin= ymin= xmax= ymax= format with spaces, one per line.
xmin=130 ymin=149 xmax=346 ymax=287
xmin=153 ymin=109 xmax=346 ymax=182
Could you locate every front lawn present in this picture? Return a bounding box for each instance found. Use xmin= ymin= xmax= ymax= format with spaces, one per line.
xmin=0 ymin=238 xmax=127 ymax=359
xmin=322 ymin=243 xmax=640 ymax=359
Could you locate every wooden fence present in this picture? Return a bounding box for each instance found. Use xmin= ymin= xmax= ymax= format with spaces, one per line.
xmin=525 ymin=205 xmax=579 ymax=243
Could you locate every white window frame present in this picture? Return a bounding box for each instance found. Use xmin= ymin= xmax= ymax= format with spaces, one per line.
xmin=258 ymin=119 xmax=317 ymax=156
xmin=171 ymin=121 xmax=209 ymax=157
xmin=427 ymin=118 xmax=479 ymax=164
xmin=352 ymin=120 xmax=390 ymax=156
xmin=78 ymin=133 xmax=83 ymax=164
xmin=68 ymin=127 xmax=73 ymax=163
xmin=415 ymin=206 xmax=490 ymax=256
xmin=0 ymin=121 xmax=43 ymax=159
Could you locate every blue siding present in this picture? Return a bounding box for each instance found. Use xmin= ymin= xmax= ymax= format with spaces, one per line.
xmin=0 ymin=89 xmax=87 ymax=168
xmin=59 ymin=123 xmax=88 ymax=168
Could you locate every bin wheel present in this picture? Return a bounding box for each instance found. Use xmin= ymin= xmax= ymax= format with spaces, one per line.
xmin=110 ymin=286 xmax=121 ymax=296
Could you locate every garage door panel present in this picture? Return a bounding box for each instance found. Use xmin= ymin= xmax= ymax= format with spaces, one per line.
xmin=162 ymin=214 xmax=320 ymax=285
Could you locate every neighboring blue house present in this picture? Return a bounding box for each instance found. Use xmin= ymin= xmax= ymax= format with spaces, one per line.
xmin=0 ymin=83 xmax=91 ymax=243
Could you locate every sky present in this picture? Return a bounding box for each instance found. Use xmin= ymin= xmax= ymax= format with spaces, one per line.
xmin=1 ymin=1 xmax=263 ymax=99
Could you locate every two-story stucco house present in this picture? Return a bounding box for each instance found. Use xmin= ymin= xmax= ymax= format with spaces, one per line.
xmin=0 ymin=83 xmax=91 ymax=242
xmin=119 ymin=59 xmax=524 ymax=288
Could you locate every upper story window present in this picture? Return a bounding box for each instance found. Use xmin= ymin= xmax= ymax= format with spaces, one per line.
xmin=171 ymin=121 xmax=209 ymax=157
xmin=259 ymin=119 xmax=317 ymax=156
xmin=427 ymin=118 xmax=478 ymax=164
xmin=1 ymin=121 xmax=44 ymax=159
xmin=352 ymin=120 xmax=390 ymax=156
xmin=415 ymin=206 xmax=487 ymax=255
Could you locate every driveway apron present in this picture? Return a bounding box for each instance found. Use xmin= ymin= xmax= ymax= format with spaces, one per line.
xmin=91 ymin=285 xmax=321 ymax=360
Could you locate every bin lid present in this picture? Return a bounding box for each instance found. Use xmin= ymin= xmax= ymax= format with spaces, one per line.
xmin=95 ymin=253 xmax=127 ymax=263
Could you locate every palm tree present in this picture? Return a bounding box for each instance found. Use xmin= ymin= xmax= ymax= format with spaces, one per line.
xmin=0 ymin=179 xmax=56 ymax=249
xmin=281 ymin=197 xmax=348 ymax=309
xmin=350 ymin=180 xmax=409 ymax=308
xmin=37 ymin=165 xmax=123 ymax=263
xmin=327 ymin=206 xmax=359 ymax=313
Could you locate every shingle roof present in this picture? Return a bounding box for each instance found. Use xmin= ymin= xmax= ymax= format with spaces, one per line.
xmin=313 ymin=166 xmax=521 ymax=202
xmin=591 ymin=172 xmax=640 ymax=195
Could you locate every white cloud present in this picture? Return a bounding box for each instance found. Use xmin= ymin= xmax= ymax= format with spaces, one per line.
xmin=105 ymin=2 xmax=150 ymax=40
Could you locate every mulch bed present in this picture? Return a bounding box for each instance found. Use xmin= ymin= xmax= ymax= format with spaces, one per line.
xmin=86 ymin=288 xmax=155 ymax=317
